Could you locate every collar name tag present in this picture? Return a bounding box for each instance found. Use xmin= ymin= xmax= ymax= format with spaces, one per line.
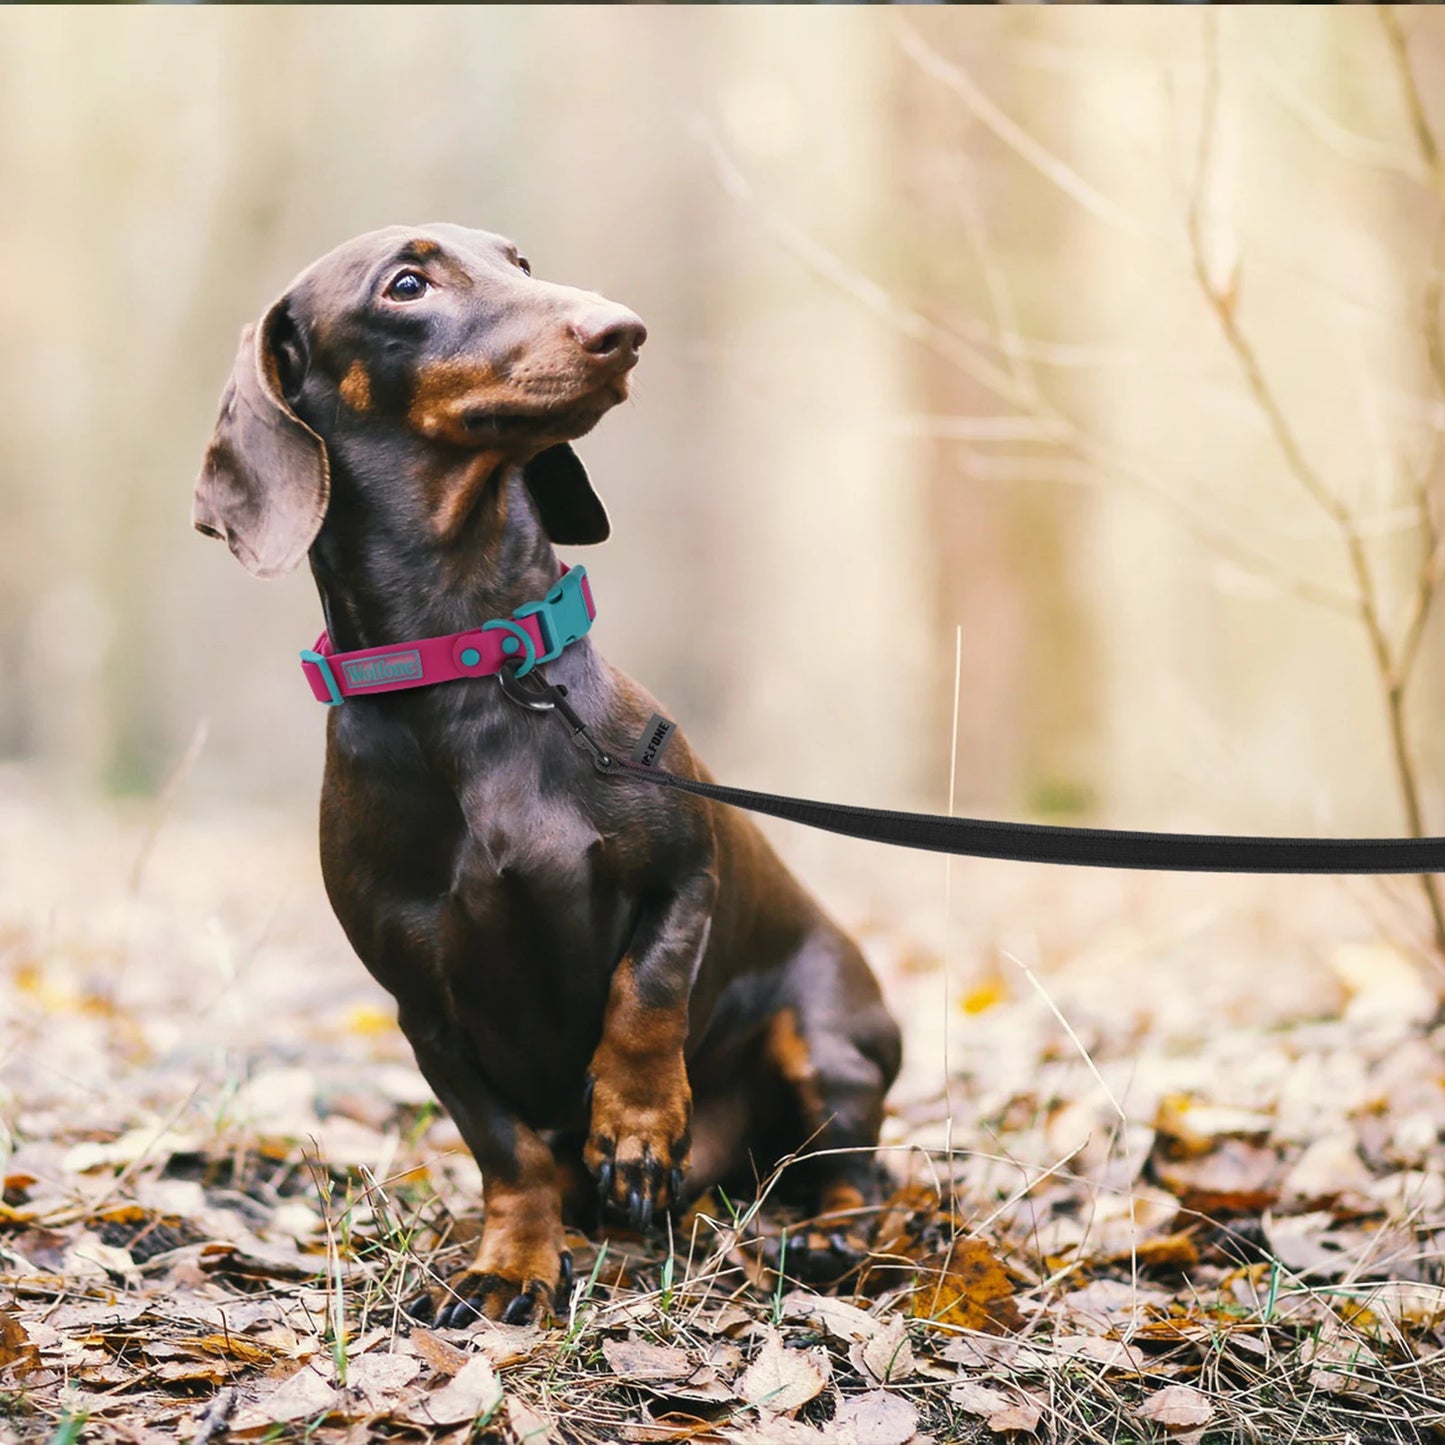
xmin=341 ymin=649 xmax=424 ymax=689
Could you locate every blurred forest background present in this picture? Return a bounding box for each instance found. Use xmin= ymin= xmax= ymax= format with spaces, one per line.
xmin=2 ymin=5 xmax=1445 ymax=837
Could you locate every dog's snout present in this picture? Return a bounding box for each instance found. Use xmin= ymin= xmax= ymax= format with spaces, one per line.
xmin=572 ymin=306 xmax=647 ymax=360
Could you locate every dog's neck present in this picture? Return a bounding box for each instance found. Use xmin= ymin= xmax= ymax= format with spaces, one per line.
xmin=308 ymin=451 xmax=559 ymax=653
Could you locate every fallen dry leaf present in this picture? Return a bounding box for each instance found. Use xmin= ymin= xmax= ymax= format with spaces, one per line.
xmin=0 ymin=1309 xmax=39 ymax=1375
xmin=950 ymin=1380 xmax=1041 ymax=1434
xmin=619 ymin=1415 xmax=723 ymax=1445
xmin=468 ymin=1322 xmax=547 ymax=1368
xmin=1301 ymin=1328 xmax=1382 ymax=1397
xmin=1152 ymin=1138 xmax=1280 ymax=1215
xmin=1038 ymin=1333 xmax=1145 ymax=1373
xmin=780 ymin=1291 xmax=880 ymax=1343
xmin=341 ymin=1350 xmax=422 ymax=1410
xmin=171 ymin=1332 xmax=278 ymax=1368
xmin=1136 ymin=1384 xmax=1214 ymax=1430
xmin=232 ymin=1362 xmax=337 ymax=1429
xmin=834 ymin=1390 xmax=920 ymax=1445
xmin=662 ymin=1365 xmax=737 ymax=1405
xmin=507 ymin=1394 xmax=561 ymax=1444
xmin=739 ymin=1329 xmax=831 ymax=1415
xmin=848 ymin=1314 xmax=915 ymax=1385
xmin=404 ymin=1354 xmax=503 ymax=1426
xmin=1352 ymin=1280 xmax=1445 ymax=1330
xmin=405 ymin=1326 xmax=470 ymax=1376
xmin=1262 ymin=1211 xmax=1373 ymax=1280
xmin=603 ymin=1336 xmax=698 ymax=1382
xmin=153 ymin=1357 xmax=229 ymax=1387
xmin=724 ymin=1419 xmax=830 ymax=1445
xmin=988 ymin=1400 xmax=1043 ymax=1435
xmin=910 ymin=1239 xmax=1022 ymax=1333
xmin=949 ymin=1382 xmax=1011 ymax=1418
xmin=1106 ymin=1230 xmax=1199 ymax=1270
xmin=1153 ymin=1094 xmax=1273 ymax=1150
xmin=1278 ymin=1130 xmax=1375 ymax=1207
xmin=1329 ymin=943 xmax=1435 ymax=1025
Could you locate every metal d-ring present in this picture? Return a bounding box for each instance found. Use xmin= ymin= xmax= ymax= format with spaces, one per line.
xmin=497 ymin=660 xmax=556 ymax=710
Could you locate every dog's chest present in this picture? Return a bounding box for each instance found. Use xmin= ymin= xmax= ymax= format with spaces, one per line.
xmin=436 ymin=796 xmax=631 ymax=1126
xmin=453 ymin=756 xmax=611 ymax=882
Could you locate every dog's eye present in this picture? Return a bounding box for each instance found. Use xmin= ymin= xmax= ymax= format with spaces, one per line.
xmin=386 ymin=270 xmax=431 ymax=302
xmin=516 ymin=256 xmax=532 ymax=276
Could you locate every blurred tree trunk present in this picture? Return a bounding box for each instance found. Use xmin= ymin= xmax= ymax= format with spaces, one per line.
xmin=104 ymin=10 xmax=302 ymax=793
xmin=896 ymin=12 xmax=1099 ymax=815
xmin=0 ymin=14 xmax=112 ymax=790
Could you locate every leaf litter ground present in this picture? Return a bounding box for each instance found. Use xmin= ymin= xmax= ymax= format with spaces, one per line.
xmin=2 ymin=771 xmax=1444 ymax=1442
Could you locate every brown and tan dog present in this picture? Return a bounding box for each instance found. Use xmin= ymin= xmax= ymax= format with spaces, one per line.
xmin=194 ymin=224 xmax=901 ymax=1326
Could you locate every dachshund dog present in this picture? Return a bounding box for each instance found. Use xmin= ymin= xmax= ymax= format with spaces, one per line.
xmin=194 ymin=225 xmax=901 ymax=1325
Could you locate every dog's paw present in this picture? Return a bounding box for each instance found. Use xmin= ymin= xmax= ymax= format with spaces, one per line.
xmin=783 ymin=1226 xmax=871 ymax=1286
xmin=409 ymin=1250 xmax=573 ymax=1329
xmin=781 ymin=1178 xmax=876 ymax=1285
xmin=583 ymin=1061 xmax=691 ymax=1232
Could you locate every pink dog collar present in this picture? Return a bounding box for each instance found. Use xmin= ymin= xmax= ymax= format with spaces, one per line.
xmin=300 ymin=565 xmax=596 ymax=705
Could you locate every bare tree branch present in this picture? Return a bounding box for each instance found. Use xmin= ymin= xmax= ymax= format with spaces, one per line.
xmin=955 ymin=152 xmax=1041 ymax=411
xmin=894 ymin=20 xmax=1151 ymax=241
xmin=1380 ymin=6 xmax=1445 ymax=407
xmin=695 ymin=120 xmax=1036 ymax=414
xmin=1249 ymin=49 xmax=1427 ymax=183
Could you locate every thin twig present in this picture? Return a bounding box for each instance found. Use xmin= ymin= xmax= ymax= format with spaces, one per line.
xmin=895 ymin=20 xmax=1150 ymax=240
xmin=1380 ymin=5 xmax=1445 ymax=404
xmin=192 ymin=1387 xmax=238 ymax=1445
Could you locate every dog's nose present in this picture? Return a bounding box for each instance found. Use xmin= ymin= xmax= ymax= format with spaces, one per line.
xmin=573 ymin=306 xmax=647 ymax=360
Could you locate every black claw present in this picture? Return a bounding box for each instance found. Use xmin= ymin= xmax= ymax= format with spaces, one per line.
xmin=829 ymin=1232 xmax=852 ymax=1257
xmin=502 ymin=1291 xmax=536 ymax=1326
xmin=558 ymin=1250 xmax=574 ymax=1297
xmin=597 ymin=1160 xmax=615 ymax=1201
xmin=638 ymin=1192 xmax=655 ymax=1232
xmin=627 ymin=1185 xmax=643 ymax=1227
xmin=670 ymin=1168 xmax=685 ymax=1207
xmin=405 ymin=1291 xmax=436 ymax=1324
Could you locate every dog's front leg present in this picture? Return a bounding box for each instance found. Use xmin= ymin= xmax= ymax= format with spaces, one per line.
xmin=585 ymin=871 xmax=716 ymax=1231
xmin=403 ymin=1021 xmax=571 ymax=1327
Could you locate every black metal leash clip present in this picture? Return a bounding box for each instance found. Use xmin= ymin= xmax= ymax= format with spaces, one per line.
xmin=498 ymin=661 xmax=620 ymax=774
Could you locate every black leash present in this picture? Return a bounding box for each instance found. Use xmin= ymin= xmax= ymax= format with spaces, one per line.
xmin=499 ymin=665 xmax=1445 ymax=877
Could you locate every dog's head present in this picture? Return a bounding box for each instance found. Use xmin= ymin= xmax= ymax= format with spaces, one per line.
xmin=194 ymin=224 xmax=644 ymax=578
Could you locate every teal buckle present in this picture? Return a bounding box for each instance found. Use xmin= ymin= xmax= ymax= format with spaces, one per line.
xmin=300 ymin=648 xmax=344 ymax=706
xmin=513 ymin=566 xmax=593 ymax=667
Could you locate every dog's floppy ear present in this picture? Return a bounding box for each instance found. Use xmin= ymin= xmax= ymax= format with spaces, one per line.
xmin=193 ymin=301 xmax=330 ymax=579
xmin=522 ymin=443 xmax=610 ymax=546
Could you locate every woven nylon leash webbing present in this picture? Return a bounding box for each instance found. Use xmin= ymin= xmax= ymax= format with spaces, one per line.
xmin=604 ymin=761 xmax=1445 ymax=876
xmin=509 ymin=664 xmax=1445 ymax=877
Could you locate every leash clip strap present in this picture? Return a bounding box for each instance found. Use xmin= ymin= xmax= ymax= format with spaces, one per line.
xmin=497 ymin=662 xmax=620 ymax=773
